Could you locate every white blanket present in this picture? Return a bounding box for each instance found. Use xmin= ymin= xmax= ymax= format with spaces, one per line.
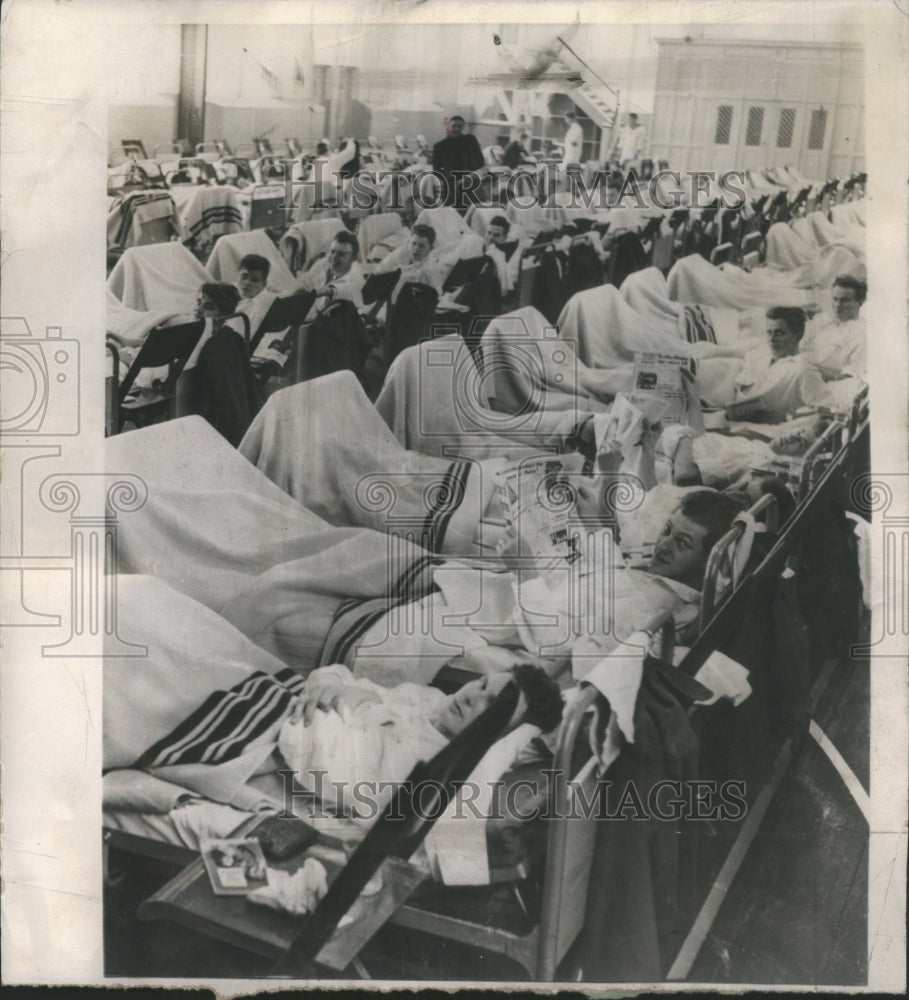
xmin=105 ymin=288 xmax=184 ymax=343
xmin=668 ymin=254 xmax=816 ymax=311
xmin=375 ymin=334 xmax=570 ymax=458
xmin=107 ymin=242 xmax=213 ymax=313
xmin=206 ymin=230 xmax=297 ymax=293
xmin=239 ymin=371 xmax=497 ymax=557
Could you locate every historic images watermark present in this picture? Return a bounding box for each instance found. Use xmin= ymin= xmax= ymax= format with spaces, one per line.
xmin=278 ymin=769 xmax=748 ymax=824
xmin=273 ymin=161 xmax=750 ymax=218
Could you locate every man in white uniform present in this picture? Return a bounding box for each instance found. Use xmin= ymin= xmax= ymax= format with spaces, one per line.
xmin=610 ymin=112 xmax=648 ymax=172
xmin=800 ymin=275 xmax=867 ymax=383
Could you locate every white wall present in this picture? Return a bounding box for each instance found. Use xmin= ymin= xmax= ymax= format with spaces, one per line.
xmin=649 ymin=38 xmax=864 ymax=178
xmin=106 ymin=24 xmax=181 ymax=156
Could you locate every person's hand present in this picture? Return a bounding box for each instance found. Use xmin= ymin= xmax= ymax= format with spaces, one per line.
xmin=573 ymin=478 xmax=608 ymax=526
xmin=331 ymin=685 xmax=382 ymax=716
xmin=681 ymin=367 xmax=706 ymax=435
xmin=289 ymin=675 xmax=346 ymax=726
xmin=107 ymin=332 xmax=143 ymax=349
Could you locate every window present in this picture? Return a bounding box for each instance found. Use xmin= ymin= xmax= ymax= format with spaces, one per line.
xmin=777 ymin=108 xmax=796 ymax=148
xmin=808 ymin=109 xmax=828 ymax=150
xmin=714 ymin=105 xmax=733 ymax=145
xmin=745 ymin=106 xmax=765 ymax=146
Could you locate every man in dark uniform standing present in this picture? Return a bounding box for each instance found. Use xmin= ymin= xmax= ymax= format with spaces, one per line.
xmin=432 ymin=115 xmax=485 ymax=213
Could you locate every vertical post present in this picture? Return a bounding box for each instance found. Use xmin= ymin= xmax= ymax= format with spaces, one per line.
xmin=178 ymin=24 xmax=208 ymax=149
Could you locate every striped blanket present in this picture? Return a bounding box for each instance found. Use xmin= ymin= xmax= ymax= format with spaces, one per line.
xmin=136 ymin=667 xmax=304 ymax=771
xmin=107 ymin=190 xmax=177 ymax=250
xmin=319 ymin=553 xmax=440 ymax=668
xmin=180 ymin=187 xmax=244 ymax=250
xmin=238 ymin=371 xmax=493 ymax=557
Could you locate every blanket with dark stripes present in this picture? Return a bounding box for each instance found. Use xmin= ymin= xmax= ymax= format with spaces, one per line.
xmin=320 ymin=553 xmax=440 ymax=668
xmin=136 ymin=667 xmax=305 ymax=770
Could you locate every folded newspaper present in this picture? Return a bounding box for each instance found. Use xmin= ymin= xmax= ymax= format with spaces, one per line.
xmin=631 ymin=351 xmax=697 ymax=426
xmin=493 ymin=453 xmax=588 ymax=571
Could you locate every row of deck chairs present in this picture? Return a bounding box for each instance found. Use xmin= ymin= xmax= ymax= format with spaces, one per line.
xmin=111 ymin=392 xmax=869 ymax=979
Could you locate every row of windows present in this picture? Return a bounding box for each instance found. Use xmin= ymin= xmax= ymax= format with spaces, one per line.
xmin=714 ymin=105 xmax=827 ymax=150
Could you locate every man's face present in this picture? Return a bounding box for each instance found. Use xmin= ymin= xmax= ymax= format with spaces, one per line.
xmin=430 ymin=672 xmax=521 ymax=738
xmin=449 ymin=119 xmax=465 ymax=136
xmin=484 ymin=223 xmax=507 ymax=247
xmin=831 ymin=285 xmax=861 ymax=323
xmin=649 ymin=510 xmax=711 ymax=589
xmin=409 ymin=233 xmax=432 ymax=262
xmin=327 ymin=240 xmax=355 ymax=277
xmin=194 ymin=292 xmax=219 ymax=320
xmin=766 ymin=317 xmax=801 ymax=359
xmin=237 ymin=268 xmax=267 ymax=300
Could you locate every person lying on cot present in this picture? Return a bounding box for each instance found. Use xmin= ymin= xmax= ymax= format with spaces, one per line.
xmin=799 ymin=274 xmax=867 ymax=410
xmin=722 ymin=306 xmax=830 ymax=423
xmin=278 ymin=661 xmax=563 ymax=818
xmin=189 ymin=282 xmax=261 ymax=446
xmin=293 ymin=231 xmax=367 ymax=315
xmin=218 ymin=480 xmax=746 ymax=687
xmin=435 ymin=214 xmax=514 ymax=304
xmin=371 ymin=223 xmax=446 ymax=301
xmin=234 ymin=254 xmax=296 ymax=371
xmin=106 ymin=280 xmax=252 ymax=405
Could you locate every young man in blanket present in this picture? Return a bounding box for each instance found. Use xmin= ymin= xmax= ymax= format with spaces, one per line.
xmin=105 ymin=573 xmax=562 ymax=860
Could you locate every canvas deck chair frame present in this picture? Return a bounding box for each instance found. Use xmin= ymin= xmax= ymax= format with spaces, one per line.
xmin=113 ymin=319 xmax=206 ymax=433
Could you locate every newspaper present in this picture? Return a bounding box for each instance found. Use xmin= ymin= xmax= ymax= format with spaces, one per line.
xmin=494 ymin=452 xmax=588 ymax=570
xmin=631 ymin=351 xmax=696 ymax=426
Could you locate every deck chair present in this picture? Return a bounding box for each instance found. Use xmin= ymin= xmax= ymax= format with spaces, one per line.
xmin=179 ymin=157 xmax=219 ymax=180
xmin=699 ymin=492 xmax=779 ymax=631
xmin=709 ymin=242 xmax=734 ymax=266
xmin=797 ymin=417 xmax=849 ymax=502
xmin=107 ymin=242 xmax=212 ymax=313
xmin=248 ymin=184 xmax=288 ymax=232
xmin=121 ymin=139 xmax=148 ymax=159
xmin=257 ymin=155 xmax=288 ymax=182
xmin=153 ymin=143 xmax=182 ymax=163
xmin=386 ymin=609 xmax=679 ymax=981
xmin=114 ymin=319 xmax=206 ymax=432
xmin=195 ymin=142 xmax=221 ymax=163
xmin=220 ymin=156 xmax=256 ymax=185
xmin=740 ymin=230 xmax=764 ymax=272
xmin=359 ymin=213 xmax=407 ymax=263
xmin=268 ymin=677 xmax=526 ymax=975
xmin=108 ymin=191 xmax=180 ymax=255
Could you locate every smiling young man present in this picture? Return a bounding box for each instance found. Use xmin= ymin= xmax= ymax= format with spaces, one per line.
xmin=725 ymin=306 xmax=829 ymax=422
xmin=295 ymin=230 xmax=366 ymax=312
xmin=373 ymin=223 xmax=446 ymax=298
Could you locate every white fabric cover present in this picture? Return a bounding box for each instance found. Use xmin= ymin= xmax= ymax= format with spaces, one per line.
xmin=107 ymin=242 xmax=213 ymax=313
